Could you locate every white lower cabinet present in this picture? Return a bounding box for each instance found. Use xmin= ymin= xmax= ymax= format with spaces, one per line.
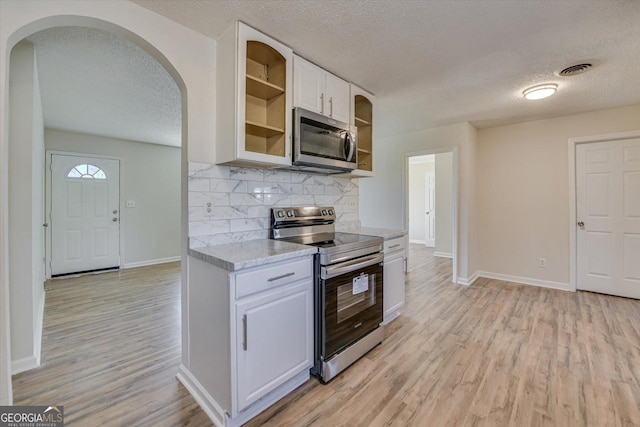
xmin=235 ymin=280 xmax=313 ymax=411
xmin=383 ymin=237 xmax=406 ymax=324
xmin=185 ymin=254 xmax=314 ymax=426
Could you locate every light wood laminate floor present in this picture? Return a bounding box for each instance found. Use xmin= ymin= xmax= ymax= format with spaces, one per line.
xmin=13 ymin=246 xmax=640 ymax=426
xmin=12 ymin=262 xmax=212 ymax=426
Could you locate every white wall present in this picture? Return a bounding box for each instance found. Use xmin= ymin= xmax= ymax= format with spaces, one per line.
xmin=360 ymin=121 xmax=477 ymax=282
xmin=408 ymin=161 xmax=433 ymax=243
xmin=476 ymin=103 xmax=640 ymax=286
xmin=8 ymin=41 xmax=45 ymax=373
xmin=434 ymin=152 xmax=454 ymax=256
xmin=0 ymin=0 xmax=217 ymax=403
xmin=46 ymin=129 xmax=181 ymax=267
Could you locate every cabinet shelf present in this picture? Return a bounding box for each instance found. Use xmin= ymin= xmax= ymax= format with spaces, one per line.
xmin=354 ymin=116 xmax=371 ymax=126
xmin=245 ymin=120 xmax=285 ymax=138
xmin=354 ymin=93 xmax=373 ymax=173
xmin=246 ymin=74 xmax=285 ymax=100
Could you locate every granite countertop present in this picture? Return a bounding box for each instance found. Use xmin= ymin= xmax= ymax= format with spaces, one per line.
xmin=188 ymin=239 xmax=317 ymax=271
xmin=355 ymin=227 xmax=407 ymax=240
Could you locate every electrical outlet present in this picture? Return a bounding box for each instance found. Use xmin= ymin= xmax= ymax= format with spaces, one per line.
xmin=203 ymin=197 xmax=214 ymax=216
xmin=126 ymin=200 xmax=135 ymax=208
xmin=538 ymin=258 xmax=547 ymax=268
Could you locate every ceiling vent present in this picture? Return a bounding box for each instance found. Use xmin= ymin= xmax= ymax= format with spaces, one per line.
xmin=557 ymin=63 xmax=593 ymax=76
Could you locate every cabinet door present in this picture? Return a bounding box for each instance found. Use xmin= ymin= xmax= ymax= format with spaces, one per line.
xmin=235 ymin=280 xmax=313 ymax=411
xmin=383 ymin=254 xmax=405 ymax=321
xmin=293 ymin=55 xmax=324 ymax=114
xmin=325 ymin=73 xmax=350 ymax=123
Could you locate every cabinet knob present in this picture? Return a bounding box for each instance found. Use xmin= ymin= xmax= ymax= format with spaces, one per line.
xmin=577 ymin=221 xmax=585 ymax=228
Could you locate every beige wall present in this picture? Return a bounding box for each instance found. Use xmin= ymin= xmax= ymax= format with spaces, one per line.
xmin=8 ymin=41 xmax=45 ymax=371
xmin=476 ymin=103 xmax=640 ymax=286
xmin=360 ymin=121 xmax=477 ymax=281
xmin=46 ymin=129 xmax=181 ymax=267
xmin=435 ymin=152 xmax=454 ymax=256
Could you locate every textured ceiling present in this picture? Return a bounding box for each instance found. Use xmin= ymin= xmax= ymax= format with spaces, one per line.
xmin=132 ymin=0 xmax=640 ymax=137
xmin=27 ymin=27 xmax=181 ymax=147
xmin=24 ymin=1 xmax=640 ymax=146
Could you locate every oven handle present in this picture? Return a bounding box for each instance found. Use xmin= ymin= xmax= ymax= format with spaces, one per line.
xmin=321 ymin=253 xmax=384 ymax=280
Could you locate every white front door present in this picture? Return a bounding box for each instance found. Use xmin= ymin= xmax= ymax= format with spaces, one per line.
xmin=51 ymin=154 xmax=120 ymax=276
xmin=425 ymin=171 xmax=435 ymax=247
xmin=576 ymin=138 xmax=640 ymax=299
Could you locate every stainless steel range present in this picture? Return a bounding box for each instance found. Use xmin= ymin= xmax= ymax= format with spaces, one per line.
xmin=270 ymin=206 xmax=384 ymax=383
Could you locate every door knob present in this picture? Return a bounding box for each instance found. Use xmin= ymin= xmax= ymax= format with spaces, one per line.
xmin=577 ymin=221 xmax=585 ymax=228
xmin=112 ymin=218 xmax=118 ymax=222
xmin=113 ymin=209 xmax=118 ymax=214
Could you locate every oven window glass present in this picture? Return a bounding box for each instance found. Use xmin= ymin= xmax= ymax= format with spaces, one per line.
xmin=323 ymin=262 xmax=383 ymax=358
xmin=336 ymin=273 xmax=376 ymax=323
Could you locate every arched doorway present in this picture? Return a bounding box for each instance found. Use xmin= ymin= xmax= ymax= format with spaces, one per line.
xmin=1 ymin=11 xmax=191 ymax=407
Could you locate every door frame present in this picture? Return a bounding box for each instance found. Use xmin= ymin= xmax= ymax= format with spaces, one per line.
xmin=45 ymin=150 xmax=124 ymax=279
xmin=403 ymin=147 xmax=458 ymax=284
xmin=568 ymin=129 xmax=640 ymax=292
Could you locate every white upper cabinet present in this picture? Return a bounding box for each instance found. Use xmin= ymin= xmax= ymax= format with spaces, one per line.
xmin=216 ymin=22 xmax=293 ymax=167
xmin=325 ymin=73 xmax=350 ymax=124
xmin=293 ymin=55 xmax=350 ymax=124
xmin=293 ymin=56 xmax=324 ymax=113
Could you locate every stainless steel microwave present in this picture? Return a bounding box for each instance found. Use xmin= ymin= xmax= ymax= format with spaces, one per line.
xmin=291 ymin=107 xmax=357 ymax=174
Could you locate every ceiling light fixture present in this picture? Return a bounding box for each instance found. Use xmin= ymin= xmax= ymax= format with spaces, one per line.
xmin=523 ymin=83 xmax=558 ymax=100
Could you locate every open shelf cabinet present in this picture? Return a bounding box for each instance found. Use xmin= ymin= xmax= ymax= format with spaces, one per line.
xmin=244 ymin=41 xmax=287 ymax=157
xmin=350 ymin=84 xmax=375 ymax=177
xmin=216 ymin=22 xmax=293 ymax=167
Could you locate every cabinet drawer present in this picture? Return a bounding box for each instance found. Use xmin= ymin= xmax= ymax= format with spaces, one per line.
xmin=235 ymin=257 xmax=312 ymax=299
xmin=384 ymin=237 xmax=406 ymax=254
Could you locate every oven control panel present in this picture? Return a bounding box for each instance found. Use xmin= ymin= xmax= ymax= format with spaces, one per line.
xmin=271 ymin=206 xmax=336 ymax=223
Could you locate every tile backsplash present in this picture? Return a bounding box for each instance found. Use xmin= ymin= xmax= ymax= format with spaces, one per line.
xmin=188 ymin=162 xmax=360 ymax=248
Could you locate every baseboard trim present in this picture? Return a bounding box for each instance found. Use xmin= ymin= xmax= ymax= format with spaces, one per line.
xmin=433 ymin=251 xmax=453 ymax=259
xmin=12 ymin=356 xmax=38 ymax=375
xmin=409 ymin=239 xmax=425 ymax=245
xmin=178 ymin=365 xmax=310 ymax=427
xmin=381 ymin=305 xmax=404 ymax=325
xmin=476 ymin=271 xmax=571 ymax=292
xmin=123 ymin=256 xmax=181 ymax=269
xmin=456 ymin=271 xmax=479 ymax=286
xmin=176 ymin=364 xmax=225 ymax=427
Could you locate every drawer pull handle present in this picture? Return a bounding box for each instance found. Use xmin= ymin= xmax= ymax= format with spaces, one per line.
xmin=267 ymin=272 xmax=295 ymax=282
xmin=389 ymin=244 xmax=401 ymax=249
xmin=242 ymin=314 xmax=248 ymax=351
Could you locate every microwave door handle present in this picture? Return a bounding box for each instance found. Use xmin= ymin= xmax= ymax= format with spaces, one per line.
xmin=347 ymin=132 xmax=356 ymax=162
xmin=343 ymin=131 xmax=355 ymax=162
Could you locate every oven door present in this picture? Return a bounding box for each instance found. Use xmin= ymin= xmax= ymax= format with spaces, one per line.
xmin=320 ymin=253 xmax=383 ymax=359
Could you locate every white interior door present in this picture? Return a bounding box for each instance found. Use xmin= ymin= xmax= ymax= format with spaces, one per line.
xmin=576 ymin=138 xmax=640 ymax=299
xmin=51 ymin=154 xmax=120 ymax=276
xmin=425 ymin=171 xmax=435 ymax=247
